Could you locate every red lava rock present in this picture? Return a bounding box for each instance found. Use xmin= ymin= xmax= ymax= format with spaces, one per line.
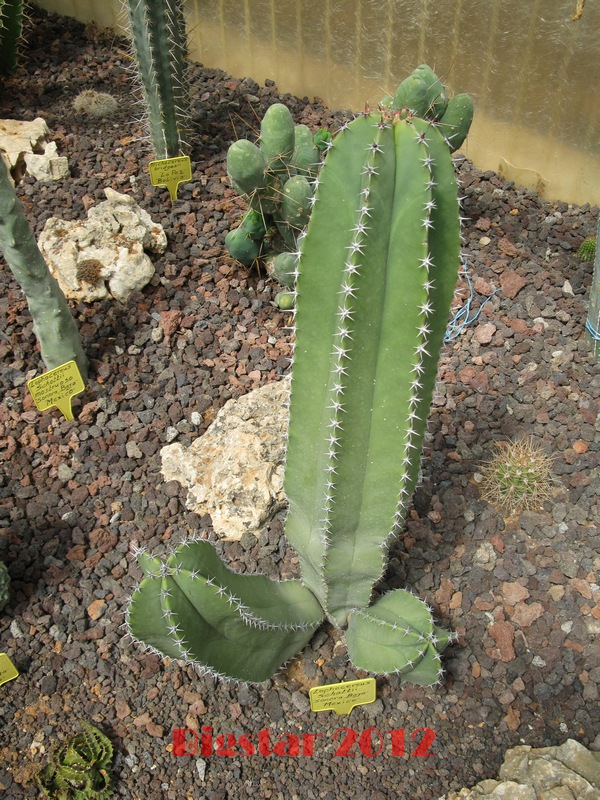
xmin=87 ymin=599 xmax=106 ymax=620
xmin=474 ymin=276 xmax=493 ymax=295
xmin=572 ymin=440 xmax=589 ymax=454
xmin=500 ymin=582 xmax=530 ymax=605
xmin=497 ymin=237 xmax=521 ymax=257
xmin=160 ymin=310 xmax=183 ymax=341
xmin=474 ymin=322 xmax=497 ymax=344
xmin=569 ymin=578 xmax=593 ymax=599
xmin=500 ymin=270 xmax=527 ymax=299
xmin=115 ymin=699 xmax=132 ymax=720
xmin=475 ymin=217 xmax=491 ymax=231
xmin=488 ymin=621 xmax=516 ymax=662
xmin=508 ymin=601 xmax=544 ymax=628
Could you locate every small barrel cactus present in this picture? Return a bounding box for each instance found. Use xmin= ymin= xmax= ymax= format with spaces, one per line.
xmin=577 ymin=236 xmax=596 ymax=262
xmin=479 ymin=437 xmax=556 ymax=515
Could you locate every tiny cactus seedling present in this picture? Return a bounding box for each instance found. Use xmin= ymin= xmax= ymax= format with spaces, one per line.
xmin=577 ymin=236 xmax=596 ymax=262
xmin=37 ymin=722 xmax=113 ymax=800
xmin=478 ymin=436 xmax=556 ymax=515
xmin=129 ymin=73 xmax=473 ymax=685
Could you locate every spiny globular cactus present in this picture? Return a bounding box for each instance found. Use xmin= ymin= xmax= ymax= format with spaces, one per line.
xmin=123 ymin=0 xmax=189 ymax=160
xmin=128 ymin=95 xmax=470 ymax=685
xmin=225 ymin=103 xmax=330 ymax=274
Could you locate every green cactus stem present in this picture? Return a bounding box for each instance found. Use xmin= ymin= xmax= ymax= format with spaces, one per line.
xmin=285 ymin=112 xmax=461 ymax=628
xmin=127 ymin=540 xmax=323 ymax=682
xmin=0 ymin=0 xmax=25 ymax=76
xmin=124 ymin=0 xmax=189 ymax=160
xmin=0 ymin=156 xmax=88 ymax=381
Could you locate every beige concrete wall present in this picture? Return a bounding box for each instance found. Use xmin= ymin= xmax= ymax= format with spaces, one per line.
xmin=30 ymin=0 xmax=600 ymax=205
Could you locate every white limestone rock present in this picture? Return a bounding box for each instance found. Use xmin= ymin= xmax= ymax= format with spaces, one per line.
xmin=444 ymin=739 xmax=600 ymax=800
xmin=38 ymin=188 xmax=167 ymax=303
xmin=161 ymin=379 xmax=290 ymax=540
xmin=0 ymin=117 xmax=69 ymax=183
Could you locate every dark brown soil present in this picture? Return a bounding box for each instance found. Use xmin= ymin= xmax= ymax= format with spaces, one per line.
xmin=0 ymin=8 xmax=598 ymax=799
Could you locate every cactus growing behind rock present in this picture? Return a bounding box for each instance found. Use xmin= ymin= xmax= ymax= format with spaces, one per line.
xmin=123 ymin=0 xmax=189 ymax=160
xmin=128 ymin=104 xmax=467 ymax=684
xmin=0 ymin=155 xmax=88 ymax=381
xmin=0 ymin=0 xmax=25 ymax=76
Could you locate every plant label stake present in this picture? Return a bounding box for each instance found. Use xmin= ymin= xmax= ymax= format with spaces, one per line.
xmin=27 ymin=360 xmax=85 ymax=421
xmin=149 ymin=156 xmax=192 ymax=201
xmin=0 ymin=653 xmax=19 ymax=686
xmin=309 ymin=678 xmax=376 ymax=715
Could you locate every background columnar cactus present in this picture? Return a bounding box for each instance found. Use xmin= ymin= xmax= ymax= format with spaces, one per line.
xmin=0 ymin=0 xmax=25 ymax=76
xmin=0 ymin=156 xmax=88 ymax=381
xmin=123 ymin=0 xmax=189 ymax=160
xmin=0 ymin=561 xmax=9 ymax=613
xmin=225 ymin=103 xmax=329 ymax=271
xmin=129 ymin=81 xmax=472 ymax=685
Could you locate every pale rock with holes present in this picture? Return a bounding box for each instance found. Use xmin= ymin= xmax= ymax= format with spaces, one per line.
xmin=160 ymin=379 xmax=290 ymax=540
xmin=0 ymin=117 xmax=69 ymax=183
xmin=443 ymin=739 xmax=600 ymax=800
xmin=38 ymin=188 xmax=167 ymax=302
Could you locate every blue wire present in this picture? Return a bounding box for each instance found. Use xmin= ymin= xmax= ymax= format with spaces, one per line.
xmin=444 ymin=258 xmax=499 ymax=342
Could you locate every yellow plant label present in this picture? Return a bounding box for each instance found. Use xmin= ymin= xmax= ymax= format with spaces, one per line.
xmin=0 ymin=653 xmax=19 ymax=686
xmin=149 ymin=156 xmax=192 ymax=201
xmin=309 ymin=678 xmax=376 ymax=715
xmin=27 ymin=360 xmax=85 ymax=421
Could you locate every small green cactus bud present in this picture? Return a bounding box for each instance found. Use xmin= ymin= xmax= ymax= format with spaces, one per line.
xmin=577 ymin=237 xmax=596 ymax=262
xmin=281 ymin=175 xmax=312 ymax=231
xmin=412 ymin=64 xmax=448 ymax=119
xmin=393 ymin=75 xmax=430 ymax=118
xmin=225 ymin=227 xmax=261 ymax=266
xmin=260 ymin=103 xmax=296 ymax=174
xmin=292 ymin=124 xmax=320 ymax=178
xmin=267 ymin=251 xmax=298 ymax=288
xmin=227 ymin=139 xmax=268 ymax=198
xmin=313 ymin=129 xmax=333 ymax=152
xmin=275 ymin=290 xmax=295 ymax=310
xmin=240 ymin=209 xmax=267 ymax=241
xmin=438 ymin=93 xmax=475 ymax=152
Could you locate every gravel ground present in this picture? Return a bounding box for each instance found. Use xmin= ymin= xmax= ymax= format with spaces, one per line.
xmin=0 ymin=9 xmax=599 ymax=800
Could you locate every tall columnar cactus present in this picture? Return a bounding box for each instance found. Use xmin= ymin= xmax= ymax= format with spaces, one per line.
xmin=0 ymin=0 xmax=25 ymax=76
xmin=123 ymin=0 xmax=189 ymax=160
xmin=225 ymin=103 xmax=329 ymax=271
xmin=0 ymin=156 xmax=88 ymax=381
xmin=128 ymin=98 xmax=470 ymax=684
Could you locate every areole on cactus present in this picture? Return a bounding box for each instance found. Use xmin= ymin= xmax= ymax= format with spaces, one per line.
xmin=128 ymin=74 xmax=472 ymax=685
